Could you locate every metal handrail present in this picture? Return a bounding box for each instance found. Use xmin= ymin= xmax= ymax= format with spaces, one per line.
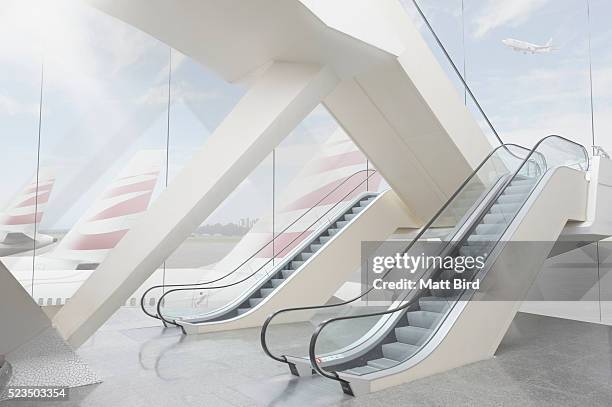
xmin=154 ymin=170 xmax=380 ymax=326
xmin=307 ymin=135 xmax=588 ymax=383
xmin=260 ymin=142 xmax=532 ymax=364
xmin=140 ymin=169 xmax=377 ymax=320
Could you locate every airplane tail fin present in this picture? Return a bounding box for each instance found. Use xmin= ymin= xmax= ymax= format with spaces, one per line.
xmin=0 ymin=168 xmax=56 ymax=240
xmin=50 ymin=150 xmax=164 ymax=266
xmin=546 ymin=37 xmax=553 ymax=47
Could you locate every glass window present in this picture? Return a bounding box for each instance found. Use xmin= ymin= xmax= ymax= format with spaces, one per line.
xmin=464 ymin=0 xmax=592 ymax=149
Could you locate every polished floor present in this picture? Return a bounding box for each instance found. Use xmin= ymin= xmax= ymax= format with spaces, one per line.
xmin=1 ymin=327 xmax=100 ymax=394
xmin=3 ymin=309 xmax=611 ymax=406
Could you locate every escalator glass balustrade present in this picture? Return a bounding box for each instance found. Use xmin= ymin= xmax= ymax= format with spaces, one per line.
xmin=140 ymin=169 xmax=381 ymax=329
xmin=261 ymin=136 xmax=588 ymax=396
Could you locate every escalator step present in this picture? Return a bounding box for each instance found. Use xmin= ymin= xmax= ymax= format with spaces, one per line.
xmin=419 ymin=296 xmax=450 ymax=313
xmin=367 ymin=358 xmax=399 ymax=369
xmin=510 ymin=179 xmax=535 ymax=187
xmin=497 ymin=194 xmax=523 ymax=204
xmin=249 ymin=297 xmax=263 ymax=307
xmin=382 ymin=342 xmax=418 ymax=361
xmin=395 ymin=326 xmax=431 ymax=345
xmin=237 ymin=308 xmax=250 ymax=315
xmin=310 ymin=243 xmax=322 ymax=252
xmin=502 ymin=189 xmax=530 ymax=198
xmin=489 ymin=202 xmax=520 ymax=214
xmin=406 ymin=311 xmax=441 ymax=329
xmin=260 ymin=287 xmax=275 ymax=297
xmin=271 ymin=278 xmax=284 ymax=287
xmin=475 ymin=223 xmax=505 ymax=235
xmin=320 ymin=236 xmax=331 ymax=244
xmin=431 ymin=288 xmax=458 ymax=298
xmin=504 ymin=184 xmax=532 ymax=194
xmin=351 ymin=206 xmax=365 ymax=214
xmin=344 ymin=213 xmax=356 ymax=221
xmin=281 ymin=269 xmax=295 ymax=279
xmin=336 ymin=220 xmax=349 ymax=228
xmin=467 ymin=234 xmax=497 ymax=245
xmin=291 ymin=260 xmax=305 ymax=269
xmin=344 ymin=365 xmax=379 ymax=375
xmin=328 ymin=229 xmax=339 ymax=236
xmin=459 ymin=245 xmax=479 ymax=258
xmin=300 ymin=252 xmax=313 ymax=261
xmin=483 ymin=213 xmax=507 ymax=224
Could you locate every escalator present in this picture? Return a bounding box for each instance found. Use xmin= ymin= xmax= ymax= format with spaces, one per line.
xmin=140 ymin=169 xmax=410 ymax=334
xmin=261 ymin=136 xmax=590 ymax=395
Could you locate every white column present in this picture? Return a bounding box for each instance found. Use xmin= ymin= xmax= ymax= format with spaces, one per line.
xmin=325 ymin=52 xmax=492 ymax=222
xmin=53 ymin=62 xmax=339 ymax=347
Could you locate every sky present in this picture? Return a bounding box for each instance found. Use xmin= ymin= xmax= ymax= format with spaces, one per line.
xmin=0 ymin=0 xmax=244 ymax=228
xmin=403 ymin=0 xmax=612 ymax=153
xmin=0 ymin=0 xmax=344 ymax=230
xmin=1 ymin=0 xmax=611 ymax=231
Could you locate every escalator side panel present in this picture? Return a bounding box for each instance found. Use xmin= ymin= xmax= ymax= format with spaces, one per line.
xmin=341 ymin=166 xmax=588 ymax=395
xmin=179 ymin=189 xmax=419 ymax=334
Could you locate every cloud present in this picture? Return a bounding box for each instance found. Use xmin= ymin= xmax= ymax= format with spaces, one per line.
xmin=592 ymin=67 xmax=612 ymax=99
xmin=135 ymin=81 xmax=220 ymax=106
xmin=0 ymin=94 xmax=39 ymax=116
xmin=465 ymin=59 xmax=604 ymax=152
xmin=399 ymin=0 xmax=463 ymax=32
xmin=497 ymin=109 xmax=593 ymax=149
xmin=472 ymin=0 xmax=550 ymax=38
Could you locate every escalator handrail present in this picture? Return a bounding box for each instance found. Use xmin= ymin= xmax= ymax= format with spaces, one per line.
xmin=155 ymin=172 xmax=380 ymax=326
xmin=140 ymin=169 xmax=377 ymax=319
xmin=260 ymin=142 xmax=532 ymax=364
xmin=307 ymin=134 xmax=588 ymax=382
xmin=306 ymin=173 xmax=511 ymax=371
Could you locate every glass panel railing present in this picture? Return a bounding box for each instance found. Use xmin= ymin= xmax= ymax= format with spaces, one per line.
xmin=402 ymin=0 xmax=503 ymax=148
xmin=308 ymin=136 xmax=587 ymax=385
xmin=261 ymin=143 xmax=534 ymax=365
xmin=140 ymin=169 xmax=378 ymax=325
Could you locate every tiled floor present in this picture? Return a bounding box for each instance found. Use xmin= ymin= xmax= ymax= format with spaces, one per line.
xmin=0 ymin=327 xmax=100 ymax=401
xmin=2 ymin=309 xmax=611 ymax=406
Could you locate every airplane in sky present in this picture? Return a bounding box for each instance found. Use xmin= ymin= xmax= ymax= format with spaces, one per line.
xmin=502 ymin=38 xmax=556 ymax=54
xmin=0 ymin=169 xmax=57 ymax=256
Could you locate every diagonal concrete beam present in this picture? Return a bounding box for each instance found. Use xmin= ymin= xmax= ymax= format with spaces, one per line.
xmin=324 ymin=13 xmax=492 ymax=222
xmin=53 ymin=62 xmax=339 ymax=347
xmin=0 ymin=261 xmax=51 ymax=355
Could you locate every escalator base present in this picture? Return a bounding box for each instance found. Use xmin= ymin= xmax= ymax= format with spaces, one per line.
xmin=289 ymin=363 xmax=300 ymax=377
xmin=340 ymin=381 xmax=354 ymax=396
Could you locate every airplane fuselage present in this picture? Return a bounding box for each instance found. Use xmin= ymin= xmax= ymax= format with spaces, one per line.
xmin=502 ymin=38 xmax=553 ymax=54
